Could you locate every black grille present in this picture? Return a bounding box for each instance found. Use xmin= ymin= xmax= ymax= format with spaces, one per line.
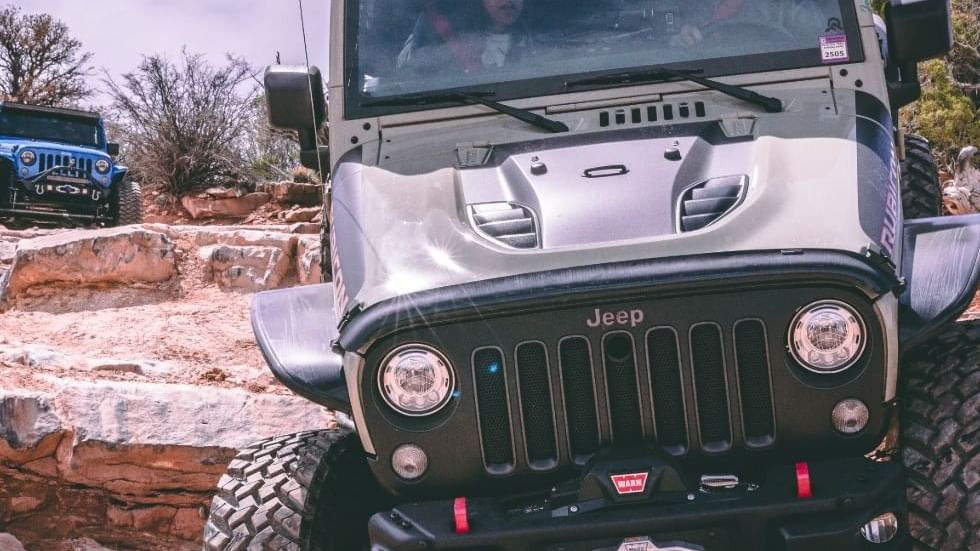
xmin=602 ymin=333 xmax=642 ymax=446
xmin=516 ymin=342 xmax=557 ymax=466
xmin=38 ymin=154 xmax=94 ymax=178
xmin=646 ymin=328 xmax=687 ymax=452
xmin=690 ymin=324 xmax=732 ymax=452
xmin=734 ymin=321 xmax=775 ymax=446
xmin=473 ymin=320 xmax=774 ymax=472
xmin=559 ymin=337 xmax=600 ymax=459
xmin=473 ymin=348 xmax=514 ymax=469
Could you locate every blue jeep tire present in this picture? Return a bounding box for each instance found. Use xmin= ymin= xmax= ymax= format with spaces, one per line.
xmin=112 ymin=179 xmax=143 ymax=226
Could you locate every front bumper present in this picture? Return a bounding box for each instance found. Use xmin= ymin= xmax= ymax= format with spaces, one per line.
xmin=368 ymin=457 xmax=906 ymax=550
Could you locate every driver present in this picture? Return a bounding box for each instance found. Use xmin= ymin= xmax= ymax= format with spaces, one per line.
xmin=671 ymin=0 xmax=832 ymax=46
xmin=396 ymin=0 xmax=534 ymax=72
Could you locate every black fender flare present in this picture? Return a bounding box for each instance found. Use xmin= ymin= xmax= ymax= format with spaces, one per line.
xmin=251 ymin=283 xmax=350 ymax=412
xmin=899 ymin=214 xmax=980 ymax=352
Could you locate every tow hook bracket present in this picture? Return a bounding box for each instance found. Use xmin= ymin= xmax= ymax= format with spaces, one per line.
xmin=698 ymin=474 xmax=740 ymax=492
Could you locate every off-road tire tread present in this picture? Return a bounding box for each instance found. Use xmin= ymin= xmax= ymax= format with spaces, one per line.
xmin=114 ymin=179 xmax=143 ymax=226
xmin=901 ymin=321 xmax=980 ymax=551
xmin=202 ymin=428 xmax=358 ymax=551
xmin=901 ymin=134 xmax=943 ymax=219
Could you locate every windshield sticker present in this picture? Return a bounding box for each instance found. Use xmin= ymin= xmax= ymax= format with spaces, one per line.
xmin=820 ymin=33 xmax=849 ymax=64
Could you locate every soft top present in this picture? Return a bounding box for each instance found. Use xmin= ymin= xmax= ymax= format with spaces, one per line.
xmin=0 ymin=101 xmax=101 ymax=122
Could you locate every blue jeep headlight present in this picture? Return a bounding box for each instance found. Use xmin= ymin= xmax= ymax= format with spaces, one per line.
xmin=95 ymin=159 xmax=110 ymax=174
xmin=19 ymin=150 xmax=36 ymax=166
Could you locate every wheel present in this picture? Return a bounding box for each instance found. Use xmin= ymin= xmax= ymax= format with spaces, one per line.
xmin=112 ymin=178 xmax=143 ymax=226
xmin=901 ymin=320 xmax=980 ymax=550
xmin=900 ymin=134 xmax=942 ymax=219
xmin=203 ymin=427 xmax=388 ymax=551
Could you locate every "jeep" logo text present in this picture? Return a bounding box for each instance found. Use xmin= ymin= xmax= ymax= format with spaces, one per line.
xmin=586 ymin=308 xmax=644 ymax=328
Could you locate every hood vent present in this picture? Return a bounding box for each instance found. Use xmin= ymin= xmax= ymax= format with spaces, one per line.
xmin=678 ymin=175 xmax=747 ymax=232
xmin=469 ymin=203 xmax=539 ymax=249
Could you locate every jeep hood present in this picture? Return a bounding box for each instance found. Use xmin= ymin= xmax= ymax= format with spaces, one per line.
xmin=330 ymin=90 xmax=899 ymax=313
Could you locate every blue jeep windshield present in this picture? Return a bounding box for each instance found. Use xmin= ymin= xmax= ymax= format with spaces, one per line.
xmin=0 ymin=110 xmax=101 ymax=148
xmin=347 ymin=0 xmax=860 ymax=115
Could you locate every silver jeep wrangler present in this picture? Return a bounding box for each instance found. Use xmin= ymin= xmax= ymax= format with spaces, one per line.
xmin=204 ymin=1 xmax=980 ymax=549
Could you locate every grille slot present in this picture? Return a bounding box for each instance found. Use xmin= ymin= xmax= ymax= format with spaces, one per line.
xmin=470 ymin=203 xmax=538 ymax=249
xmin=734 ymin=320 xmax=775 ymax=446
xmin=690 ymin=324 xmax=732 ymax=452
xmin=516 ymin=342 xmax=557 ymax=467
xmin=679 ymin=175 xmax=747 ymax=232
xmin=559 ymin=337 xmax=600 ymax=460
xmin=602 ymin=333 xmax=643 ymax=446
xmin=646 ymin=328 xmax=687 ymax=453
xmin=473 ymin=348 xmax=514 ymax=471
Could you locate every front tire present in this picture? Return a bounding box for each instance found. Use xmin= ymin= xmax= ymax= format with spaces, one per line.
xmin=112 ymin=179 xmax=143 ymax=226
xmin=203 ymin=428 xmax=385 ymax=551
xmin=901 ymin=321 xmax=980 ymax=550
xmin=900 ymin=134 xmax=943 ymax=219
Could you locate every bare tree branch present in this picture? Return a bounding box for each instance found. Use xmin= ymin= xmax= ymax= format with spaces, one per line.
xmin=104 ymin=50 xmax=263 ymax=194
xmin=0 ymin=5 xmax=92 ymax=106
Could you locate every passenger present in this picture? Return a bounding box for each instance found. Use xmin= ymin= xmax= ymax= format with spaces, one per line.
xmin=396 ymin=0 xmax=534 ymax=72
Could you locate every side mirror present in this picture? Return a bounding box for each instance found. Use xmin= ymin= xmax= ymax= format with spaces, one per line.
xmin=885 ymin=0 xmax=953 ymax=64
xmin=106 ymin=142 xmax=120 ymax=156
xmin=264 ymin=65 xmax=329 ymax=171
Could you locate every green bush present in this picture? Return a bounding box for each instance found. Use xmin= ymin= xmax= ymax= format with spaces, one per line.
xmin=900 ymin=0 xmax=980 ymax=172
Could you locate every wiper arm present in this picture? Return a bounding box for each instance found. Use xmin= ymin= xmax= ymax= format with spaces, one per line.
xmin=566 ymin=67 xmax=783 ymax=113
xmin=363 ymin=91 xmax=569 ymax=133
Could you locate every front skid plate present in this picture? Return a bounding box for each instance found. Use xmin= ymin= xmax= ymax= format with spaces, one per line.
xmin=367 ymin=457 xmax=906 ymax=550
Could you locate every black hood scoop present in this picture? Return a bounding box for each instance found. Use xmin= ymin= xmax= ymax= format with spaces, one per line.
xmin=469 ymin=202 xmax=539 ymax=249
xmin=678 ymin=175 xmax=748 ymax=232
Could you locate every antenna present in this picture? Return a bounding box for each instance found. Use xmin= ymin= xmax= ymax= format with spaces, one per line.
xmin=298 ymin=0 xmax=325 ymax=178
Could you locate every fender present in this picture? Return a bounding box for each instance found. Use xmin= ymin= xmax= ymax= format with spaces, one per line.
xmin=110 ymin=166 xmax=129 ymax=187
xmin=899 ymin=214 xmax=980 ymax=352
xmin=251 ymin=283 xmax=350 ymax=412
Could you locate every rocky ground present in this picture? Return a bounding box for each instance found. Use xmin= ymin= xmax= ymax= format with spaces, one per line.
xmin=0 ymin=183 xmax=329 ymax=550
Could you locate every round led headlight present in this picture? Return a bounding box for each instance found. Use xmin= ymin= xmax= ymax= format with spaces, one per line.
xmin=379 ymin=344 xmax=455 ymax=416
xmin=789 ymin=300 xmax=866 ymax=374
xmin=19 ymin=149 xmax=36 ymax=166
xmin=95 ymin=159 xmax=111 ymax=174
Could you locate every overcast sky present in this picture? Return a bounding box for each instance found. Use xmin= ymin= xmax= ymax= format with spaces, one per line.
xmin=18 ymin=0 xmax=331 ymax=107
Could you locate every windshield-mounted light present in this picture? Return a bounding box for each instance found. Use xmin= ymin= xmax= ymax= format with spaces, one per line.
xmin=19 ymin=149 xmax=36 ymax=166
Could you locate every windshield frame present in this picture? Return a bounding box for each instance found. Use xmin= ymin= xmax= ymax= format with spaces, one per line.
xmin=343 ymin=0 xmax=864 ymax=120
xmin=0 ymin=110 xmax=104 ymax=149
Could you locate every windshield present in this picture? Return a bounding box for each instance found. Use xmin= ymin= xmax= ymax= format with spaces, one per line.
xmin=0 ymin=110 xmax=101 ymax=148
xmin=347 ymin=0 xmax=861 ymax=116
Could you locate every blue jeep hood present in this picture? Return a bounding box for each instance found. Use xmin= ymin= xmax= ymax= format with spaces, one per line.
xmin=0 ymin=136 xmax=109 ymax=159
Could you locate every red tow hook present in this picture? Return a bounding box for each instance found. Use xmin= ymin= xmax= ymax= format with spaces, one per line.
xmin=454 ymin=497 xmax=470 ymax=534
xmin=795 ymin=461 xmax=812 ymax=499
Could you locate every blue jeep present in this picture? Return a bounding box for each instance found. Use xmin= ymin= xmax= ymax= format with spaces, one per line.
xmin=0 ymin=102 xmax=142 ymax=227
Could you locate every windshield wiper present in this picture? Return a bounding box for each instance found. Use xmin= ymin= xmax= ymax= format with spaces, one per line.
xmin=362 ymin=91 xmax=569 ymax=133
xmin=566 ymin=67 xmax=783 ymax=113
